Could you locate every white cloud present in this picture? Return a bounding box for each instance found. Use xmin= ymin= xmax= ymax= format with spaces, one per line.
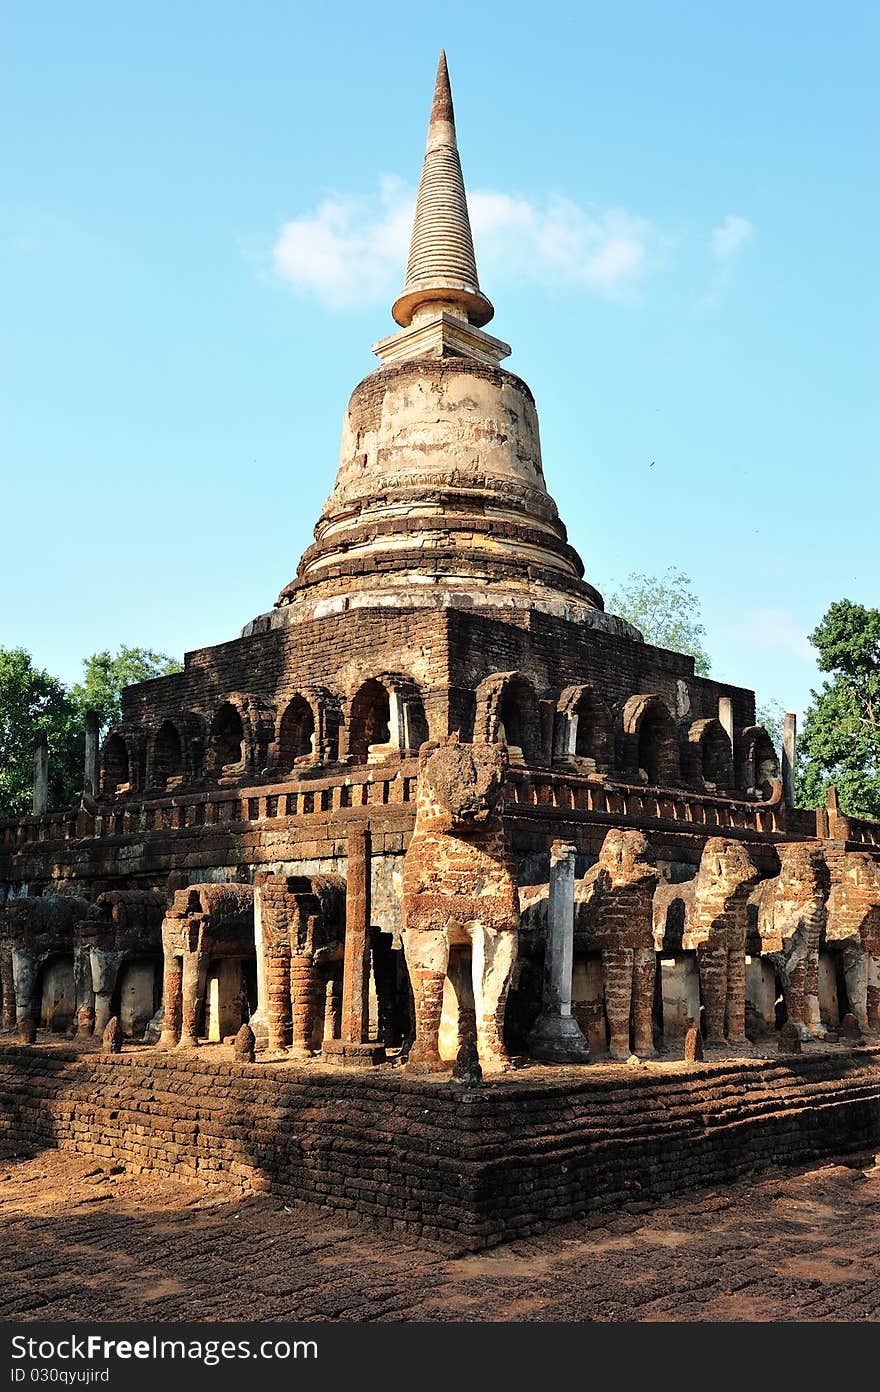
xmin=711 ymin=214 xmax=753 ymax=260
xmin=272 ymin=177 xmax=664 ymax=307
xmin=272 ymin=175 xmax=412 ymax=308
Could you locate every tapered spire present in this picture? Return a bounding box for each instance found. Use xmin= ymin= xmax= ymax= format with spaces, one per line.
xmin=391 ymin=52 xmax=494 ymax=329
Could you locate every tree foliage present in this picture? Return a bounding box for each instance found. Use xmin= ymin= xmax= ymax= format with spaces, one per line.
xmin=70 ymin=646 xmax=182 ymax=737
xmin=0 ymin=649 xmax=82 ymax=819
xmin=796 ymin=599 xmax=880 ymax=819
xmin=606 ymin=568 xmax=711 ymax=676
xmin=756 ymin=698 xmax=785 ymax=755
xmin=0 ymin=645 xmax=182 ymax=821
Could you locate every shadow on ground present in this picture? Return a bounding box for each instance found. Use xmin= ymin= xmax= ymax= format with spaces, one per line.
xmin=2 ymin=1147 xmax=880 ymax=1321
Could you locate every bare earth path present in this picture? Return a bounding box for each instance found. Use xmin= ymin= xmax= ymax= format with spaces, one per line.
xmin=2 ymin=1148 xmax=880 ymax=1322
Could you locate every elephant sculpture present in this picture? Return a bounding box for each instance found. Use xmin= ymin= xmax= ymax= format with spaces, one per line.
xmin=401 ymin=738 xmax=519 ymax=1073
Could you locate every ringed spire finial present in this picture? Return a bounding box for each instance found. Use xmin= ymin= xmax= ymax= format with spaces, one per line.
xmin=390 ymin=51 xmax=494 ymax=330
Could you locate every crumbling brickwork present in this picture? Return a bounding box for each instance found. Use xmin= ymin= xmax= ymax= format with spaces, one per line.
xmin=2 ymin=1046 xmax=880 ymax=1250
xmin=683 ymin=838 xmax=762 ymax=1045
xmin=825 ymin=845 xmax=880 ymax=1033
xmin=402 ymin=740 xmax=518 ymax=1073
xmin=158 ymin=884 xmax=254 ymax=1049
xmin=574 ymin=830 xmax=660 ymax=1059
xmin=256 ymin=873 xmax=345 ymax=1055
xmin=752 ymin=844 xmax=829 ymax=1040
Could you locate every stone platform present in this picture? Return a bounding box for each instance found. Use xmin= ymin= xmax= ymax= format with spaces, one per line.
xmin=1 ymin=1042 xmax=880 ymax=1252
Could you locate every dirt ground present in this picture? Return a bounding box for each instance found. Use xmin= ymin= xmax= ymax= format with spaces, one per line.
xmin=2 ymin=1147 xmax=880 ymax=1322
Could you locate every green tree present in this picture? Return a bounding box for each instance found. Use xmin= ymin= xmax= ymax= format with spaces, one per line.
xmin=756 ymin=698 xmax=785 ymax=753
xmin=0 ymin=648 xmax=82 ymax=819
xmin=796 ymin=599 xmax=880 ymax=819
xmin=0 ymin=644 xmax=183 ymax=821
xmin=606 ymin=568 xmax=711 ymax=675
xmin=70 ymin=646 xmax=183 ymax=736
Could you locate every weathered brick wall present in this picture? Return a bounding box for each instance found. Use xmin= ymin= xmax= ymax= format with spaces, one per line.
xmin=0 ymin=801 xmax=792 ymax=900
xmin=1 ymin=1046 xmax=878 ymax=1251
xmin=120 ymin=611 xmax=451 ymax=729
xmin=446 ymin=609 xmax=755 ymax=750
xmin=120 ymin=606 xmax=754 ymax=772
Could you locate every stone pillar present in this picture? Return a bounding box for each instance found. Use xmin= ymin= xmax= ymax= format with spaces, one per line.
xmin=323 ymin=976 xmax=341 ymax=1042
xmin=528 ymin=840 xmax=590 ymax=1063
xmin=551 ymin=706 xmax=575 ymax=761
xmin=401 ymin=699 xmax=420 ymax=757
xmin=421 ymin=688 xmax=452 ymax=743
xmin=32 ymin=732 xmax=49 ymax=816
xmin=248 ymin=875 xmax=270 ymax=1049
xmin=631 ymin=945 xmax=657 ymax=1056
xmin=388 ymin=690 xmax=405 ymax=754
xmin=323 ymin=827 xmax=385 ymax=1064
xmin=158 ymin=954 xmax=183 ymax=1048
xmin=782 ymin=713 xmax=797 ymax=807
xmin=84 ymin=710 xmax=100 ymax=797
xmin=804 ymin=950 xmax=822 ymax=1036
xmin=566 ymin=711 xmax=579 ymax=756
xmin=341 ymin=828 xmax=371 ymax=1044
xmin=718 ymin=696 xmax=734 ymax=747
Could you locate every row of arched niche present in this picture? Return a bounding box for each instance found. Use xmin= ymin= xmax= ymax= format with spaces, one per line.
xmin=100 ymin=671 xmax=780 ymax=801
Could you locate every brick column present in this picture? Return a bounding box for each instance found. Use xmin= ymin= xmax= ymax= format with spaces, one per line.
xmin=179 ymin=951 xmax=207 ymax=1048
xmin=290 ymin=954 xmax=318 ymax=1057
xmin=698 ymin=945 xmax=728 ymax=1045
xmin=340 ymin=828 xmax=371 ymax=1044
xmin=725 ymin=948 xmax=748 ymax=1043
xmin=265 ymin=946 xmax=292 ymax=1053
xmin=0 ymin=948 xmax=15 ymax=1032
xmin=158 ymin=954 xmax=183 ymax=1049
xmin=323 ymin=827 xmax=385 ymax=1065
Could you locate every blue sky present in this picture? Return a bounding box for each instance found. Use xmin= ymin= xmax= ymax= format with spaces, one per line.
xmin=2 ymin=1 xmax=877 ymax=721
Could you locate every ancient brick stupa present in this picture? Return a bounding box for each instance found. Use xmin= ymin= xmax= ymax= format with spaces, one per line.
xmin=264 ymin=50 xmax=616 ymax=639
xmin=2 ymin=52 xmax=879 ymax=1088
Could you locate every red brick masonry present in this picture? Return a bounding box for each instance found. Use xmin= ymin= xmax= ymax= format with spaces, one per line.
xmin=2 ymin=1044 xmax=879 ymax=1251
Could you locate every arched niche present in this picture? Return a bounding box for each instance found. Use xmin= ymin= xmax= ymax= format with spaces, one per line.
xmin=555 ymin=684 xmax=614 ymax=770
xmin=151 ymin=720 xmax=185 ymax=791
xmin=475 ymin=671 xmax=544 ymax=765
xmin=277 ymin=694 xmax=317 ymax=772
xmin=741 ymin=725 xmax=780 ymax=798
xmin=688 ymin=717 xmax=734 ymax=791
xmin=101 ymin=730 xmax=130 ymax=797
xmin=347 ymin=679 xmax=392 ymax=761
xmin=621 ymin=694 xmax=680 ymax=786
